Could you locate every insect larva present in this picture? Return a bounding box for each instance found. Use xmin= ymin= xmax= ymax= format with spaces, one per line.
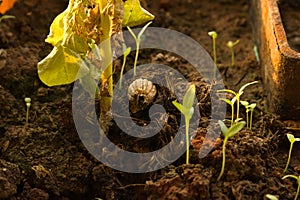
xmin=128 ymin=78 xmax=157 ymax=111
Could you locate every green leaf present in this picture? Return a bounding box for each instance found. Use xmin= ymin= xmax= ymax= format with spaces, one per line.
xmin=123 ymin=0 xmax=154 ymax=27
xmin=45 ymin=10 xmax=67 ymax=46
xmin=240 ymin=100 xmax=249 ymax=107
xmin=227 ymin=121 xmax=246 ymax=138
xmin=38 ymin=45 xmax=89 ymax=86
xmin=218 ymin=120 xmax=229 ymax=135
xmin=238 ymin=81 xmax=259 ymax=94
xmin=265 ymin=194 xmax=279 ymax=200
xmin=63 ymin=32 xmax=89 ymax=54
xmin=217 ymin=89 xmax=237 ymax=96
xmin=220 ymin=98 xmax=233 ymax=106
xmin=183 ymin=84 xmax=196 ymax=109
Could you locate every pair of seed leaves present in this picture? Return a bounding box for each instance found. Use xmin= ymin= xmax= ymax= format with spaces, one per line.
xmin=38 ymin=0 xmax=154 ymax=87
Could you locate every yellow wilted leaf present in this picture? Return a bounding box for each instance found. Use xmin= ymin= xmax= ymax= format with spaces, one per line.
xmin=0 ymin=0 xmax=16 ymax=14
xmin=45 ymin=10 xmax=67 ymax=46
xmin=38 ymin=45 xmax=89 ymax=86
xmin=123 ymin=0 xmax=154 ymax=27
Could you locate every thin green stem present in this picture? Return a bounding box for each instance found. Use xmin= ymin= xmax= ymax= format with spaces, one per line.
xmin=133 ymin=40 xmax=140 ymax=76
xmin=231 ymin=48 xmax=235 ymax=67
xmin=284 ymin=142 xmax=294 ymax=172
xmin=246 ymin=111 xmax=249 ymax=129
xmin=250 ymin=110 xmax=253 ymax=130
xmin=231 ymin=104 xmax=234 ymax=126
xmin=218 ymin=137 xmax=228 ymax=181
xmin=213 ymin=38 xmax=217 ymax=79
xmin=119 ymin=55 xmax=126 ymax=89
xmin=185 ymin=118 xmax=190 ymax=165
xmin=236 ymin=98 xmax=240 ymax=121
xmin=25 ymin=107 xmax=29 ymax=125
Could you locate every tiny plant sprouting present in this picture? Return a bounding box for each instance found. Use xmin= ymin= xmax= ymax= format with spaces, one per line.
xmin=127 ymin=21 xmax=152 ymax=76
xmin=284 ymin=133 xmax=300 ymax=173
xmin=119 ymin=43 xmax=131 ymax=89
xmin=24 ymin=97 xmax=31 ymax=125
xmin=208 ymin=31 xmax=218 ymax=79
xmin=282 ymin=174 xmax=300 ymax=200
xmin=172 ymin=84 xmax=196 ymax=165
xmin=218 ymin=81 xmax=258 ymax=123
xmin=217 ymin=120 xmax=246 ymax=181
xmin=240 ymin=101 xmax=256 ymax=130
xmin=227 ymin=40 xmax=239 ymax=67
xmin=0 ymin=15 xmax=15 ymax=23
xmin=219 ymin=97 xmax=236 ymax=126
xmin=265 ymin=194 xmax=279 ymax=200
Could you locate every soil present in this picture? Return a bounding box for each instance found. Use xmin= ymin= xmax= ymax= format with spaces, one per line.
xmin=0 ymin=0 xmax=300 ymax=199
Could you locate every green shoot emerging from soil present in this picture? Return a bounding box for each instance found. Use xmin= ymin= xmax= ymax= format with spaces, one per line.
xmin=282 ymin=174 xmax=300 ymax=200
xmin=172 ymin=84 xmax=196 ymax=165
xmin=208 ymin=31 xmax=218 ymax=79
xmin=24 ymin=97 xmax=31 ymax=125
xmin=0 ymin=15 xmax=15 ymax=23
xmin=127 ymin=21 xmax=152 ymax=76
xmin=227 ymin=40 xmax=239 ymax=67
xmin=119 ymin=44 xmax=131 ymax=89
xmin=217 ymin=120 xmax=246 ymax=181
xmin=240 ymin=101 xmax=256 ymax=130
xmin=218 ymin=81 xmax=258 ymax=123
xmin=265 ymin=194 xmax=279 ymax=200
xmin=284 ymin=134 xmax=300 ymax=173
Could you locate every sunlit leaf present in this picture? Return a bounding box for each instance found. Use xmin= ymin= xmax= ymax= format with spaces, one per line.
xmin=227 ymin=121 xmax=246 ymax=138
xmin=45 ymin=10 xmax=67 ymax=46
xmin=38 ymin=45 xmax=89 ymax=86
xmin=123 ymin=0 xmax=154 ymax=27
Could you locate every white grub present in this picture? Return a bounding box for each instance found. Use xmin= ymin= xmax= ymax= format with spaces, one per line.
xmin=128 ymin=78 xmax=157 ymax=105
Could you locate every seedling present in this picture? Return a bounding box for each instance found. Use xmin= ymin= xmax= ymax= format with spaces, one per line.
xmin=208 ymin=31 xmax=218 ymax=79
xmin=0 ymin=15 xmax=15 ymax=23
xmin=227 ymin=40 xmax=239 ymax=67
xmin=219 ymin=97 xmax=236 ymax=126
xmin=282 ymin=174 xmax=300 ymax=200
xmin=172 ymin=84 xmax=196 ymax=165
xmin=119 ymin=43 xmax=131 ymax=89
xmin=284 ymin=134 xmax=300 ymax=173
xmin=24 ymin=97 xmax=31 ymax=125
xmin=240 ymin=101 xmax=256 ymax=130
xmin=218 ymin=81 xmax=258 ymax=123
xmin=265 ymin=194 xmax=279 ymax=200
xmin=127 ymin=21 xmax=152 ymax=76
xmin=217 ymin=120 xmax=246 ymax=181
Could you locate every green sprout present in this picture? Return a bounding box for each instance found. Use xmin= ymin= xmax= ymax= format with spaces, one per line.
xmin=0 ymin=15 xmax=15 ymax=23
xmin=218 ymin=81 xmax=258 ymax=123
xmin=119 ymin=43 xmax=131 ymax=89
xmin=172 ymin=84 xmax=196 ymax=165
xmin=265 ymin=194 xmax=279 ymax=200
xmin=227 ymin=40 xmax=239 ymax=67
xmin=219 ymin=96 xmax=236 ymax=126
xmin=127 ymin=21 xmax=152 ymax=76
xmin=282 ymin=174 xmax=300 ymax=200
xmin=284 ymin=134 xmax=300 ymax=173
xmin=240 ymin=101 xmax=256 ymax=130
xmin=24 ymin=97 xmax=31 ymax=125
xmin=208 ymin=31 xmax=218 ymax=79
xmin=217 ymin=120 xmax=246 ymax=181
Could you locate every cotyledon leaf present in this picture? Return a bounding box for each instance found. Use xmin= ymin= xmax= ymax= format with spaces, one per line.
xmin=38 ymin=45 xmax=89 ymax=86
xmin=123 ymin=0 xmax=154 ymax=27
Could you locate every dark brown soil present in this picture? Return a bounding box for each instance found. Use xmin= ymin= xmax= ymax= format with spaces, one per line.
xmin=0 ymin=0 xmax=300 ymax=199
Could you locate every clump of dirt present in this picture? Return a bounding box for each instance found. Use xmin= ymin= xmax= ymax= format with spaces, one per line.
xmin=0 ymin=0 xmax=299 ymax=199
